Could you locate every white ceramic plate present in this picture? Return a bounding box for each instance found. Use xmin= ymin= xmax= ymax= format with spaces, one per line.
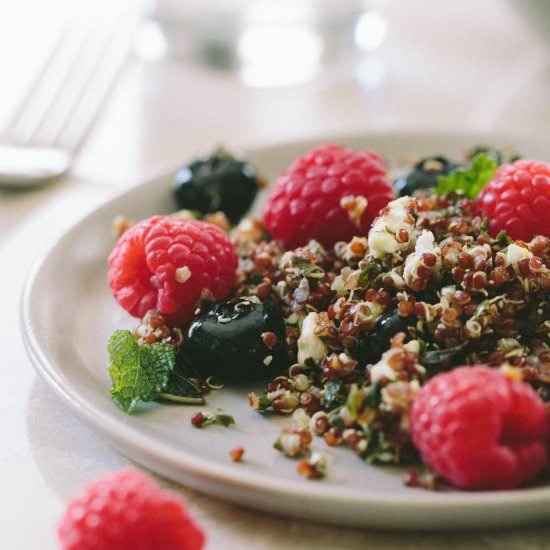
xmin=22 ymin=131 xmax=550 ymax=530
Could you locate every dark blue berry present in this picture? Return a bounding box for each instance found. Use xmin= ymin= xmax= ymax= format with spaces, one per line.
xmin=394 ymin=156 xmax=456 ymax=196
xmin=185 ymin=299 xmax=287 ymax=383
xmin=356 ymin=309 xmax=415 ymax=365
xmin=173 ymin=149 xmax=260 ymax=224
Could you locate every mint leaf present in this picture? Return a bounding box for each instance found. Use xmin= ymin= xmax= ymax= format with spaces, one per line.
xmin=435 ymin=153 xmax=497 ymax=198
xmin=107 ymin=330 xmax=176 ymax=413
xmin=159 ymin=368 xmax=204 ymax=405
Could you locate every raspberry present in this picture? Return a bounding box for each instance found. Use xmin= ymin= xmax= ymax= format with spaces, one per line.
xmin=476 ymin=159 xmax=550 ymax=241
xmin=263 ymin=144 xmax=394 ymax=248
xmin=411 ymin=366 xmax=548 ymax=490
xmin=58 ymin=469 xmax=205 ymax=550
xmin=108 ymin=216 xmax=237 ymax=322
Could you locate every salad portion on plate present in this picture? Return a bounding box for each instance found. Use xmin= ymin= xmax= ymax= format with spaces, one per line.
xmin=106 ymin=141 xmax=550 ymax=493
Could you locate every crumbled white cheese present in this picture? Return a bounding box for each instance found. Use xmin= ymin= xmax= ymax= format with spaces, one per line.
xmin=403 ymin=230 xmax=441 ymax=286
xmin=330 ymin=274 xmax=346 ymax=296
xmin=286 ymin=311 xmax=303 ymax=326
xmin=351 ymin=300 xmax=385 ymax=324
xmin=370 ymin=347 xmax=425 ymax=383
xmin=369 ymin=348 xmax=400 ymax=383
xmin=466 ymin=243 xmax=492 ymax=260
xmin=380 ymin=379 xmax=421 ymax=431
xmin=279 ymin=250 xmax=294 ymax=270
xmin=292 ymin=408 xmax=311 ymax=429
xmin=504 ymin=243 xmax=533 ymax=267
xmin=368 ymin=197 xmax=416 ymax=258
xmin=297 ymin=312 xmax=328 ymax=366
xmin=381 ymin=379 xmax=421 ymax=410
xmin=404 ymin=339 xmax=420 ymax=354
xmin=387 ymin=269 xmax=405 ymax=289
xmin=279 ymin=433 xmax=303 ymax=457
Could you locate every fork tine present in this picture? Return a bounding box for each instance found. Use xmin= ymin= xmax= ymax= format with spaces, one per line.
xmin=9 ymin=5 xmax=103 ymax=145
xmin=54 ymin=3 xmax=139 ymax=152
xmin=30 ymin=2 xmax=128 ymax=147
xmin=2 ymin=6 xmax=79 ymax=140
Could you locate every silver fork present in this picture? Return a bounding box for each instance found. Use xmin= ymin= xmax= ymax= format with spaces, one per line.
xmin=0 ymin=1 xmax=140 ymax=188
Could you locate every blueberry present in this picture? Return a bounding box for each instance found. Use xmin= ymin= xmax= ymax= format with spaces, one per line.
xmin=467 ymin=145 xmax=521 ymax=166
xmin=394 ymin=156 xmax=456 ymax=196
xmin=184 ymin=299 xmax=288 ymax=383
xmin=173 ymin=149 xmax=260 ymax=225
xmin=356 ymin=309 xmax=415 ymax=365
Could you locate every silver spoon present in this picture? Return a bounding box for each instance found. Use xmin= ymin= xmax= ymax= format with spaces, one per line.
xmin=0 ymin=145 xmax=70 ymax=188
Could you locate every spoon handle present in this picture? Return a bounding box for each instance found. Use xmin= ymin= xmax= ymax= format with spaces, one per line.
xmin=0 ymin=145 xmax=70 ymax=188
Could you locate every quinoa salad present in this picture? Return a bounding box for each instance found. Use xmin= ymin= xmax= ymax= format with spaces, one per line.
xmin=106 ymin=145 xmax=550 ymax=490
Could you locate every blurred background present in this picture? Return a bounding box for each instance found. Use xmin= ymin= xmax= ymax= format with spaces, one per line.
xmin=1 ymin=0 xmax=549 ymax=190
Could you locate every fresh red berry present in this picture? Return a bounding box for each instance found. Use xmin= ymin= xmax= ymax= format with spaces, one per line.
xmin=58 ymin=469 xmax=205 ymax=550
xmin=108 ymin=216 xmax=237 ymax=322
xmin=476 ymin=159 xmax=550 ymax=241
xmin=411 ymin=366 xmax=548 ymax=490
xmin=263 ymin=144 xmax=394 ymax=248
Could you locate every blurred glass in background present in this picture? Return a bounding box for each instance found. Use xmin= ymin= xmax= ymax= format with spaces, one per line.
xmin=139 ymin=0 xmax=388 ymax=88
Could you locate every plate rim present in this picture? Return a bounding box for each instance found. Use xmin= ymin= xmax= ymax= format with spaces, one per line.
xmin=21 ymin=129 xmax=550 ymax=518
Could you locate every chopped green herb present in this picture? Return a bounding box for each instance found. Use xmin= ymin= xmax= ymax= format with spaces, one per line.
xmin=292 ymin=257 xmax=325 ymax=279
xmin=357 ymin=260 xmax=382 ymax=288
xmin=435 ymin=153 xmax=497 ymax=198
xmin=159 ymin=368 xmax=204 ymax=405
xmin=345 ymin=384 xmax=362 ymax=419
xmin=494 ymin=230 xmax=512 ymax=248
xmin=191 ymin=410 xmax=235 ymax=428
xmin=248 ymin=391 xmax=273 ymax=412
xmin=421 ymin=343 xmax=468 ymax=367
xmin=365 ymin=381 xmax=382 ymax=408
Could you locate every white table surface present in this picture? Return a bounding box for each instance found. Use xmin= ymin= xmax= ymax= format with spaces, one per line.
xmin=3 ymin=1 xmax=550 ymax=548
